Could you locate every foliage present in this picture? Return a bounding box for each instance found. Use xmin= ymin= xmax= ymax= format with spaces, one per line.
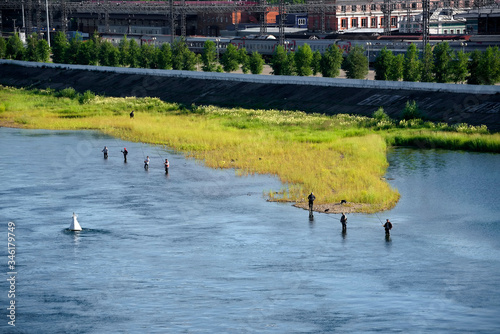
xmin=220 ymin=43 xmax=240 ymax=72
xmin=76 ymin=39 xmax=98 ymax=65
xmin=374 ymin=47 xmax=394 ymax=80
xmin=52 ymin=31 xmax=69 ymax=64
xmin=36 ymin=39 xmax=51 ymax=63
xmin=452 ymin=51 xmax=469 ymax=83
xmin=118 ymin=35 xmax=130 ymax=66
xmin=6 ymin=33 xmax=25 ymax=60
xmin=128 ymin=39 xmax=141 ymax=68
xmin=388 ymin=54 xmax=404 ymax=81
xmin=294 ymin=43 xmax=313 ymax=76
xmin=320 ymin=45 xmax=343 ymax=78
xmin=78 ymin=90 xmax=96 ymax=104
xmin=433 ymin=42 xmax=454 ymax=83
xmin=311 ymin=50 xmax=321 ymax=76
xmin=157 ymin=43 xmax=173 ymax=70
xmin=373 ymin=107 xmax=389 ymax=120
xmin=476 ymin=46 xmax=500 ymax=85
xmin=421 ymin=43 xmax=434 ymax=82
xmin=344 ymin=45 xmax=368 ymax=79
xmin=403 ymin=43 xmax=421 ymax=82
xmin=67 ymin=35 xmax=82 ymax=64
xmin=201 ymin=40 xmax=217 ymax=72
xmin=248 ymin=51 xmax=264 ymax=74
xmin=401 ymin=100 xmax=422 ymax=120
xmin=467 ymin=49 xmax=482 ymax=85
xmin=270 ymin=45 xmax=288 ymax=75
xmin=238 ymin=48 xmax=250 ymax=74
xmin=0 ymin=37 xmax=6 ymax=59
xmin=138 ymin=43 xmax=157 ymax=68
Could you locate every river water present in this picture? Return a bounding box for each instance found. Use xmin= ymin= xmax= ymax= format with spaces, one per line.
xmin=0 ymin=127 xmax=499 ymax=333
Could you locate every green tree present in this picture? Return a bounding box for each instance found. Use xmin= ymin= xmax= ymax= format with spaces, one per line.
xmin=67 ymin=35 xmax=83 ymax=64
xmin=270 ymin=45 xmax=288 ymax=75
xmin=128 ymin=39 xmax=140 ymax=68
xmin=118 ymin=35 xmax=130 ymax=66
xmin=248 ymin=51 xmax=264 ymax=74
xmin=452 ymin=51 xmax=469 ymax=84
xmin=421 ymin=43 xmax=434 ymax=82
xmin=76 ymin=39 xmax=97 ymax=65
xmin=311 ymin=50 xmax=321 ymax=76
xmin=283 ymin=52 xmax=295 ymax=76
xmin=52 ymin=31 xmax=69 ymax=64
xmin=476 ymin=46 xmax=500 ymax=85
xmin=320 ymin=45 xmax=343 ymax=78
xmin=294 ymin=43 xmax=313 ymax=76
xmin=36 ymin=39 xmax=51 ymax=62
xmin=172 ymin=39 xmax=197 ymax=70
xmin=238 ymin=48 xmax=249 ymax=73
xmin=157 ymin=43 xmax=172 ymax=69
xmin=374 ymin=47 xmax=394 ymax=80
xmin=344 ymin=45 xmax=368 ymax=79
xmin=403 ymin=43 xmax=422 ymax=82
xmin=201 ymin=40 xmax=217 ymax=72
xmin=138 ymin=43 xmax=156 ymax=68
xmin=433 ymin=42 xmax=454 ymax=83
xmin=467 ymin=49 xmax=482 ymax=85
xmin=25 ymin=33 xmax=39 ymax=61
xmin=0 ymin=37 xmax=6 ymax=59
xmin=388 ymin=54 xmax=404 ymax=81
xmin=220 ymin=43 xmax=240 ymax=72
xmin=99 ymin=40 xmax=120 ymax=67
xmin=6 ymin=33 xmax=25 ymax=60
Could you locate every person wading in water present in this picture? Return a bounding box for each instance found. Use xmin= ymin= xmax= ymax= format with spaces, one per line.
xmin=307 ymin=192 xmax=316 ymax=217
xmin=102 ymin=146 xmax=109 ymax=159
xmin=121 ymin=148 xmax=128 ymax=162
xmin=383 ymin=219 xmax=393 ymax=236
xmin=340 ymin=213 xmax=347 ymax=232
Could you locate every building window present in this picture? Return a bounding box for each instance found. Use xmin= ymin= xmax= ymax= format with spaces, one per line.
xmin=352 ymin=5 xmax=357 ymax=12
xmin=361 ymin=18 xmax=367 ymax=27
xmin=450 ymin=29 xmax=454 ymax=34
xmin=412 ymin=2 xmax=417 ymax=9
xmin=371 ymin=4 xmax=376 ymax=10
xmin=351 ymin=18 xmax=358 ymax=27
xmin=465 ymin=0 xmax=470 ymax=7
xmin=341 ymin=18 xmax=347 ymax=28
xmin=391 ymin=17 xmax=397 ymax=27
xmin=361 ymin=5 xmax=367 ymax=11
xmin=444 ymin=30 xmax=448 ymax=34
xmin=341 ymin=5 xmax=346 ymax=12
xmin=298 ymin=18 xmax=306 ymax=26
xmin=371 ymin=17 xmax=377 ymax=27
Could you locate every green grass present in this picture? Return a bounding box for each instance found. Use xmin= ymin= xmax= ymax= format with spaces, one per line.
xmin=1 ymin=85 xmax=499 ymax=213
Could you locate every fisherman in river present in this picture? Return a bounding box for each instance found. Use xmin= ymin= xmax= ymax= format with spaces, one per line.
xmin=164 ymin=158 xmax=170 ymax=174
xmin=121 ymin=148 xmax=128 ymax=162
xmin=383 ymin=219 xmax=393 ymax=236
xmin=102 ymin=146 xmax=109 ymax=159
xmin=340 ymin=213 xmax=347 ymax=232
xmin=144 ymin=156 xmax=150 ymax=170
xmin=307 ymin=192 xmax=315 ymax=217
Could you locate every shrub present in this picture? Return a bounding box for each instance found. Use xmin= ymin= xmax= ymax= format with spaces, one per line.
xmin=78 ymin=90 xmax=96 ymax=104
xmin=57 ymin=87 xmax=78 ymax=99
xmin=401 ymin=100 xmax=422 ymax=120
xmin=373 ymin=107 xmax=389 ymax=120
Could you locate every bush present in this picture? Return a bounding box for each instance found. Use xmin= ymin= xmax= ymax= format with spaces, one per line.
xmin=57 ymin=87 xmax=77 ymax=99
xmin=373 ymin=107 xmax=389 ymax=120
xmin=78 ymin=90 xmax=96 ymax=104
xmin=401 ymin=100 xmax=422 ymax=120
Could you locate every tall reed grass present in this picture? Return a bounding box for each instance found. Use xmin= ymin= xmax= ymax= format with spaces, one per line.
xmin=1 ymin=85 xmax=499 ymax=212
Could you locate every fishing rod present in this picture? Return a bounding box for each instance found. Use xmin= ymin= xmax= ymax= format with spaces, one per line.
xmin=375 ymin=212 xmax=385 ymax=226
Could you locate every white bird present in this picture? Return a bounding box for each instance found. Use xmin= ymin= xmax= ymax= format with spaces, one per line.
xmin=69 ymin=212 xmax=82 ymax=231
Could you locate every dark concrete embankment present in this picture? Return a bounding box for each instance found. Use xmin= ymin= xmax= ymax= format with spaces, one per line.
xmin=1 ymin=60 xmax=499 ymax=131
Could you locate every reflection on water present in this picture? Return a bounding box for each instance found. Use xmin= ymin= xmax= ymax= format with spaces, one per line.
xmin=0 ymin=128 xmax=499 ymax=333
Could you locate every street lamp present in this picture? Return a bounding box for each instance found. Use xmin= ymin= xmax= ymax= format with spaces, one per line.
xmin=461 ymin=42 xmax=467 ymax=53
xmin=366 ymin=42 xmax=372 ymax=62
xmin=216 ymin=37 xmax=220 ymax=61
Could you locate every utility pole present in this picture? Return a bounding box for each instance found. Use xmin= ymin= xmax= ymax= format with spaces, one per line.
xmin=422 ymin=0 xmax=430 ymax=47
xmin=45 ymin=0 xmax=50 ymax=46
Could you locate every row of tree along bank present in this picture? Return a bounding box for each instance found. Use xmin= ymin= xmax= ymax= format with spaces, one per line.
xmin=1 ymin=32 xmax=499 ymax=85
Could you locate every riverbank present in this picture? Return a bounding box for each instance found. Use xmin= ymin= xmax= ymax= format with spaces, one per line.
xmin=1 ymin=85 xmax=499 ymax=213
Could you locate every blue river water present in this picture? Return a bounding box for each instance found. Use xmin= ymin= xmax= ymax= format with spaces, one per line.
xmin=0 ymin=127 xmax=499 ymax=333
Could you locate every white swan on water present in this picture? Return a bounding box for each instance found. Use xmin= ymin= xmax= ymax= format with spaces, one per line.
xmin=69 ymin=212 xmax=82 ymax=231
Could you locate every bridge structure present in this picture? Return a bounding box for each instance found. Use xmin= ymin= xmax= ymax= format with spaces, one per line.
xmin=0 ymin=0 xmax=497 ymax=45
